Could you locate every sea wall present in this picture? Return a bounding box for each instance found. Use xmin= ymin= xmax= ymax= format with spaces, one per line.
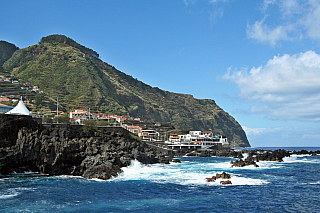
xmin=0 ymin=115 xmax=172 ymax=180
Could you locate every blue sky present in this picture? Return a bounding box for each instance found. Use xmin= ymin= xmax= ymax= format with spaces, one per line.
xmin=1 ymin=0 xmax=320 ymax=147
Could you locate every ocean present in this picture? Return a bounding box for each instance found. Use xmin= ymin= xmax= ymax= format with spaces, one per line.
xmin=1 ymin=147 xmax=319 ymax=212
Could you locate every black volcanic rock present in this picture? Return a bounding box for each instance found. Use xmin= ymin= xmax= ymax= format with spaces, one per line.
xmin=0 ymin=115 xmax=172 ymax=180
xmin=172 ymin=158 xmax=181 ymax=163
xmin=0 ymin=115 xmax=40 ymax=148
xmin=231 ymin=149 xmax=297 ymax=168
xmin=231 ymin=158 xmax=259 ymax=168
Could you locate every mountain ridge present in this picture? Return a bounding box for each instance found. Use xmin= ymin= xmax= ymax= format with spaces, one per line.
xmin=0 ymin=41 xmax=19 ymax=70
xmin=1 ymin=35 xmax=250 ymax=147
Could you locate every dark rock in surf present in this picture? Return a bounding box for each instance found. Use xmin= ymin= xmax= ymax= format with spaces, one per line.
xmin=216 ymin=172 xmax=231 ymax=179
xmin=206 ymin=172 xmax=231 ymax=183
xmin=231 ymin=158 xmax=259 ymax=168
xmin=172 ymin=159 xmax=181 ymax=163
xmin=220 ymin=180 xmax=232 ymax=185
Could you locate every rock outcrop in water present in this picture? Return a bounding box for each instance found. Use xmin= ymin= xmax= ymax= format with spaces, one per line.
xmin=0 ymin=115 xmax=172 ymax=180
xmin=230 ymin=149 xmax=320 ymax=167
xmin=205 ymin=172 xmax=232 ymax=184
xmin=231 ymin=158 xmax=259 ymax=167
xmin=230 ymin=149 xmax=291 ymax=167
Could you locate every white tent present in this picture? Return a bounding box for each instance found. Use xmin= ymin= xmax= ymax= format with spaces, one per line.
xmin=5 ymin=98 xmax=31 ymax=115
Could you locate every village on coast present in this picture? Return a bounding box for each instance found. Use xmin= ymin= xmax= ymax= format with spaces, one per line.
xmin=0 ymin=75 xmax=230 ymax=150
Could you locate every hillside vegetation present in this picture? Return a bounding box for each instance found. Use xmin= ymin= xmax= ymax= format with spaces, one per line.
xmin=0 ymin=41 xmax=19 ymax=70
xmin=2 ymin=35 xmax=249 ymax=147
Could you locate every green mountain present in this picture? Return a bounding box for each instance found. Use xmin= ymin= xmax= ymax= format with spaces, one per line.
xmin=2 ymin=35 xmax=250 ymax=147
xmin=0 ymin=41 xmax=19 ymax=70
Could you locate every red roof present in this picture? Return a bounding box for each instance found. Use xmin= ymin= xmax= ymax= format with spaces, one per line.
xmin=170 ymin=136 xmax=180 ymax=139
xmin=0 ymin=97 xmax=10 ymax=101
xmin=128 ymin=125 xmax=141 ymax=129
xmin=0 ymin=103 xmax=12 ymax=107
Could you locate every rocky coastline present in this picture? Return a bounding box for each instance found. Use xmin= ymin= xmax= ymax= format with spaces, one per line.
xmin=177 ymin=147 xmax=320 ymax=168
xmin=1 ymin=115 xmax=319 ymax=181
xmin=0 ymin=115 xmax=172 ymax=180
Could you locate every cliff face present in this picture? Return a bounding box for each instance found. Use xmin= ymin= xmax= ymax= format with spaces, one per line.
xmin=0 ymin=115 xmax=171 ymax=180
xmin=2 ymin=35 xmax=250 ymax=147
xmin=0 ymin=41 xmax=19 ymax=69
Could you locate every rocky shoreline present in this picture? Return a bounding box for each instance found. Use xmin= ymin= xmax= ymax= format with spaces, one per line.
xmin=177 ymin=148 xmax=319 ymax=168
xmin=1 ymin=115 xmax=319 ymax=181
xmin=0 ymin=115 xmax=172 ymax=180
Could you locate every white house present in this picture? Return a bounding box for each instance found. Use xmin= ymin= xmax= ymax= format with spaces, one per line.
xmin=138 ymin=129 xmax=159 ymax=141
xmin=69 ymin=109 xmax=89 ymax=120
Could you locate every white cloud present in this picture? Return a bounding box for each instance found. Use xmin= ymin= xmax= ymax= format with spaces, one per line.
xmin=247 ymin=0 xmax=320 ymax=46
xmin=209 ymin=7 xmax=224 ymax=22
xmin=302 ymin=1 xmax=320 ymax=39
xmin=246 ymin=19 xmax=292 ymax=46
xmin=183 ymin=0 xmax=198 ymax=6
xmin=280 ymin=0 xmax=300 ymax=17
xmin=242 ymin=126 xmax=268 ymax=135
xmin=182 ymin=0 xmax=229 ymax=22
xmin=243 ymin=126 xmax=320 ymax=147
xmin=209 ymin=0 xmax=229 ymax=4
xmin=223 ymin=50 xmax=320 ymax=121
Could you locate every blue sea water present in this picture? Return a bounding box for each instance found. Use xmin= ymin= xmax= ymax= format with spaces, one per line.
xmin=1 ymin=147 xmax=320 ymax=212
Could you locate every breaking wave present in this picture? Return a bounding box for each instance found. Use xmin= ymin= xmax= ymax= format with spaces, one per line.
xmin=112 ymin=159 xmax=268 ymax=186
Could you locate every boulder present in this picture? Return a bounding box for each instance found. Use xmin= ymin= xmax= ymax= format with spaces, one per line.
xmin=172 ymin=159 xmax=181 ymax=163
xmin=216 ymin=172 xmax=231 ymax=179
xmin=220 ymin=180 xmax=232 ymax=185
xmin=205 ymin=177 xmax=216 ymax=182
xmin=231 ymin=158 xmax=259 ymax=167
xmin=206 ymin=172 xmax=231 ymax=183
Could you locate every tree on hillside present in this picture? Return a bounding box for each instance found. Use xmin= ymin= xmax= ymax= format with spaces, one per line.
xmin=52 ymin=115 xmax=70 ymax=124
xmin=34 ymin=93 xmax=42 ymax=106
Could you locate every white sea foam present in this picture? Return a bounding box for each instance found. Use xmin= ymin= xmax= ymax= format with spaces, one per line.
xmin=283 ymin=154 xmax=320 ymax=164
xmin=89 ymin=178 xmax=108 ymax=182
xmin=205 ymin=158 xmax=283 ymax=170
xmin=309 ymin=181 xmax=320 ymax=185
xmin=23 ymin=171 xmax=39 ymax=174
xmin=54 ymin=175 xmax=109 ymax=182
xmin=242 ymin=153 xmax=249 ymax=160
xmin=205 ymin=161 xmax=233 ymax=170
xmin=54 ymin=175 xmax=83 ymax=180
xmin=0 ymin=187 xmax=35 ymax=199
xmin=98 ymin=155 xmax=318 ymax=184
xmin=255 ymin=161 xmax=283 ymax=169
xmin=210 ymin=175 xmax=269 ymax=186
xmin=0 ymin=177 xmax=10 ymax=181
xmin=113 ymin=160 xmax=268 ymax=186
xmin=0 ymin=191 xmax=20 ymax=199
